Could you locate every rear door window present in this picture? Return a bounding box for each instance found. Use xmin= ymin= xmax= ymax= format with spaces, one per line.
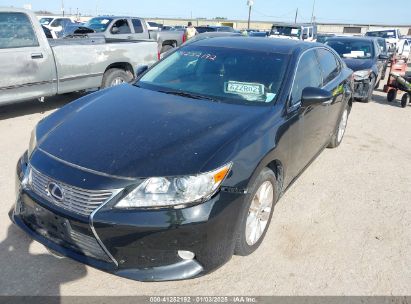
xmin=316 ymin=48 xmax=340 ymax=85
xmin=132 ymin=19 xmax=143 ymax=33
xmin=290 ymin=49 xmax=323 ymax=105
xmin=0 ymin=12 xmax=39 ymax=49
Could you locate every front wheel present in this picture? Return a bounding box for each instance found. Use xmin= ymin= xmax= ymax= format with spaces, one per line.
xmin=328 ymin=103 xmax=350 ymax=149
xmin=101 ymin=68 xmax=133 ymax=89
xmin=234 ymin=168 xmax=277 ymax=256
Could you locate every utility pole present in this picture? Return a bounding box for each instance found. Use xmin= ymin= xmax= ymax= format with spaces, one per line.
xmin=247 ymin=0 xmax=254 ymax=30
xmin=61 ymin=0 xmax=65 ymax=16
xmin=310 ymin=0 xmax=316 ymax=23
xmin=294 ymin=8 xmax=298 ymax=23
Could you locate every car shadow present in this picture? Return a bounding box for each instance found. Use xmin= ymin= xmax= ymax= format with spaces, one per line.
xmin=0 ymin=93 xmax=88 ymax=120
xmin=371 ymin=92 xmax=404 ymax=108
xmin=0 ymin=223 xmax=88 ymax=299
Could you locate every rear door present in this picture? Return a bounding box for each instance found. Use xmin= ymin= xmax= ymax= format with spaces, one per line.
xmin=0 ymin=11 xmax=56 ymax=105
xmin=316 ymin=48 xmax=346 ymax=136
xmin=131 ymin=18 xmax=150 ymax=39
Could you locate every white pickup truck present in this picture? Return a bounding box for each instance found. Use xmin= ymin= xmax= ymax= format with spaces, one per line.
xmin=0 ymin=7 xmax=158 ymax=106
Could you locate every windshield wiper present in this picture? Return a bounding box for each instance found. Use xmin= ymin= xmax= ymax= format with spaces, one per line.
xmin=158 ymin=90 xmax=218 ymax=102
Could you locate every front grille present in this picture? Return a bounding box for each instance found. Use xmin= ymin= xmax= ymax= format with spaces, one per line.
xmin=20 ymin=200 xmax=112 ymax=263
xmin=30 ymin=166 xmax=114 ymax=217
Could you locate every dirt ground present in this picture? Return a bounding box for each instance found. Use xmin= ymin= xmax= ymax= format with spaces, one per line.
xmin=0 ymin=88 xmax=410 ymax=296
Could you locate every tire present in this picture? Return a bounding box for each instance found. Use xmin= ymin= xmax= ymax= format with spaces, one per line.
xmin=101 ymin=68 xmax=133 ymax=89
xmin=234 ymin=168 xmax=277 ymax=256
xmin=387 ymin=89 xmax=397 ymax=102
xmin=328 ymin=103 xmax=350 ymax=149
xmin=401 ymin=93 xmax=409 ymax=108
xmin=361 ymin=77 xmax=375 ymax=103
xmin=160 ymin=44 xmax=174 ymax=54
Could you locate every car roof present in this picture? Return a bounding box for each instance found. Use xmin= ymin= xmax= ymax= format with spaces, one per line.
xmin=196 ymin=25 xmax=231 ymax=28
xmin=327 ymin=36 xmax=377 ymax=43
xmin=188 ymin=36 xmax=321 ymax=54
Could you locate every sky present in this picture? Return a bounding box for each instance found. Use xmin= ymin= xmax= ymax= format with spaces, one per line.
xmin=1 ymin=0 xmax=411 ymax=25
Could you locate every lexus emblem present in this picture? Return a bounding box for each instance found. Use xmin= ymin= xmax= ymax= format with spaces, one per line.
xmin=47 ymin=182 xmax=64 ymax=202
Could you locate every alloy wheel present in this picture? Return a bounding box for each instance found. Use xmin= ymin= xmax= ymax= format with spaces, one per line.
xmin=245 ymin=181 xmax=274 ymax=246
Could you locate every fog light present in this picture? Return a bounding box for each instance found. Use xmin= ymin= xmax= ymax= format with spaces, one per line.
xmin=178 ymin=250 xmax=195 ymax=260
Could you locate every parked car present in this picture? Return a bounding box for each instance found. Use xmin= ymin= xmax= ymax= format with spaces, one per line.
xmin=160 ymin=31 xmax=243 ymax=59
xmin=41 ymin=25 xmax=57 ymax=39
xmin=365 ymin=28 xmax=402 ymax=53
xmin=326 ymin=36 xmax=388 ymax=102
xmin=0 ymin=8 xmax=158 ymax=106
xmin=316 ymin=33 xmax=335 ymax=44
xmin=269 ymin=23 xmax=317 ymax=41
xmin=59 ymin=23 xmax=95 ymax=38
xmin=82 ymin=16 xmax=185 ymax=53
xmin=146 ymin=21 xmax=163 ymax=31
xmin=397 ymin=38 xmax=411 ymax=59
xmin=248 ymin=31 xmax=269 ymax=37
xmin=374 ymin=37 xmax=390 ymax=80
xmin=38 ymin=16 xmax=75 ymax=34
xmin=11 ymin=37 xmax=353 ymax=281
xmin=195 ymin=25 xmax=235 ymax=33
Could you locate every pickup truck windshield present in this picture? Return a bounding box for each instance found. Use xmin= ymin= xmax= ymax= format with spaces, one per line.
xmin=271 ymin=26 xmax=300 ymax=37
xmin=84 ymin=17 xmax=113 ymax=32
xmin=327 ymin=40 xmax=374 ymax=59
xmin=137 ymin=45 xmax=288 ymax=105
xmin=366 ymin=30 xmax=396 ymax=39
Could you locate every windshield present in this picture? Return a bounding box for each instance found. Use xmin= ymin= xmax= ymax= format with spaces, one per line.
xmin=366 ymin=30 xmax=396 ymax=39
xmin=137 ymin=45 xmax=289 ymax=105
xmin=84 ymin=17 xmax=113 ymax=32
xmin=39 ymin=17 xmax=53 ymax=25
xmin=326 ymin=40 xmax=374 ymax=59
xmin=271 ymin=26 xmax=300 ymax=37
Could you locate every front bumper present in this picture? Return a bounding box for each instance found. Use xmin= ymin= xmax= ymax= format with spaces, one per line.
xmin=10 ymin=152 xmax=246 ymax=281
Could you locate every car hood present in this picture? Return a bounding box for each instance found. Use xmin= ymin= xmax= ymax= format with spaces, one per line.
xmin=342 ymin=58 xmax=374 ymax=72
xmin=38 ymin=85 xmax=269 ymax=178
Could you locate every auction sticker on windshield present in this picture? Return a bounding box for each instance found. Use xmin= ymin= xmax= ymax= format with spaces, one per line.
xmin=225 ymin=81 xmax=265 ymax=96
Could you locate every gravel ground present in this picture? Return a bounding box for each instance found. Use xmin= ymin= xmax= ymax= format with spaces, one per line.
xmin=0 ymin=88 xmax=410 ymax=296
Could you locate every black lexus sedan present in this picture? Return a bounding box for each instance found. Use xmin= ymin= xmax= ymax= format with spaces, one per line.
xmin=10 ymin=37 xmax=353 ymax=281
xmin=326 ymin=36 xmax=389 ymax=102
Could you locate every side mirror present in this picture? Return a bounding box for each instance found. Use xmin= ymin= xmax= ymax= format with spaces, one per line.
xmin=302 ymin=33 xmax=308 ymax=40
xmin=135 ymin=65 xmax=149 ymax=77
xmin=111 ymin=27 xmax=119 ymax=34
xmin=301 ymin=87 xmax=332 ymax=107
xmin=379 ymin=53 xmax=389 ymax=60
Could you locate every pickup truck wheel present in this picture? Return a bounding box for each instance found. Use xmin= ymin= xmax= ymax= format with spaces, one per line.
xmin=160 ymin=45 xmax=174 ymax=54
xmin=234 ymin=168 xmax=277 ymax=256
xmin=102 ymin=68 xmax=133 ymax=89
xmin=328 ymin=103 xmax=350 ymax=149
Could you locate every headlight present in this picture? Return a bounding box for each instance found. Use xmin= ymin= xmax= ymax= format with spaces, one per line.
xmin=115 ymin=162 xmax=232 ymax=209
xmin=28 ymin=127 xmax=37 ymax=158
xmin=353 ymin=69 xmax=372 ymax=81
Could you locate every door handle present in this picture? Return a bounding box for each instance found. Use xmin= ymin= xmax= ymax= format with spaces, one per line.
xmin=31 ymin=53 xmax=43 ymax=59
xmin=127 ymin=36 xmax=133 ymax=39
